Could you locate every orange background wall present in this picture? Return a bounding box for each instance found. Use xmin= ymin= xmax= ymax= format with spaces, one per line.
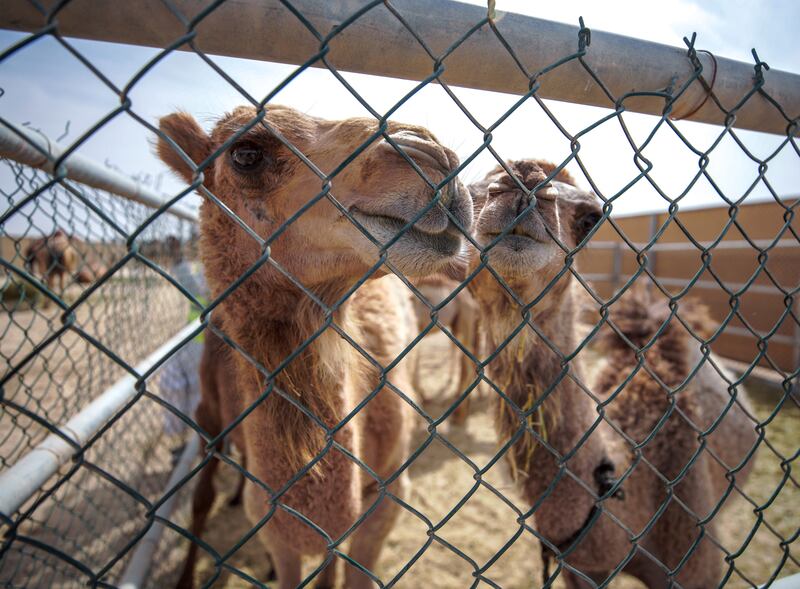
xmin=577 ymin=199 xmax=799 ymax=372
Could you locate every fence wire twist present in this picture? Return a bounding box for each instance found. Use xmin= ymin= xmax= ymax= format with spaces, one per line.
xmin=0 ymin=1 xmax=798 ymax=588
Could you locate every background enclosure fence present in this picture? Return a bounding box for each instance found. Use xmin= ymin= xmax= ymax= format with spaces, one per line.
xmin=0 ymin=1 xmax=798 ymax=588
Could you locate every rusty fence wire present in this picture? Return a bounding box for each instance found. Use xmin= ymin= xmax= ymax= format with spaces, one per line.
xmin=0 ymin=1 xmax=798 ymax=588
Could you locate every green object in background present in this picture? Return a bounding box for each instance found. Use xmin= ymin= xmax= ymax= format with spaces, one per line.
xmin=188 ymin=299 xmax=207 ymax=342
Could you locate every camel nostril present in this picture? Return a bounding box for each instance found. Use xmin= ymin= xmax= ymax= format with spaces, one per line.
xmin=594 ymin=458 xmax=625 ymax=500
xmin=516 ymin=192 xmax=534 ymax=217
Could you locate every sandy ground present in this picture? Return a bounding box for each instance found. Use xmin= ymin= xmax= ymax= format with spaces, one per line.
xmin=184 ymin=332 xmax=798 ymax=589
xmin=0 ymin=275 xmax=187 ymax=470
xmin=0 ymin=273 xmax=191 ymax=588
xmin=0 ymin=271 xmax=795 ymax=588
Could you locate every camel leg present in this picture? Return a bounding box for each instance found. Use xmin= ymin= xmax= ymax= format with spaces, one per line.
xmin=411 ymin=347 xmax=426 ymax=402
xmin=228 ymin=469 xmax=246 ymax=507
xmin=312 ymin=557 xmax=338 ymax=589
xmin=263 ymin=538 xmax=302 ymax=589
xmin=42 ymin=272 xmax=54 ymax=308
xmin=450 ymin=300 xmax=477 ymax=426
xmin=175 ymin=450 xmax=219 ymax=588
xmin=228 ymin=453 xmax=247 ymax=507
xmin=344 ymin=475 xmax=407 ymax=589
xmin=175 ymin=400 xmax=222 ymax=589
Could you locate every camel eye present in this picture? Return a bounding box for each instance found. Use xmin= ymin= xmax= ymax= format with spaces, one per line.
xmin=230 ymin=143 xmax=264 ymax=172
xmin=576 ymin=211 xmax=601 ymax=243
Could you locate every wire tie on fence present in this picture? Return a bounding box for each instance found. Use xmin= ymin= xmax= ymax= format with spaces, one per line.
xmin=751 ymin=48 xmax=770 ymax=87
xmin=577 ymin=17 xmax=591 ymax=51
xmin=671 ymin=44 xmax=718 ymax=122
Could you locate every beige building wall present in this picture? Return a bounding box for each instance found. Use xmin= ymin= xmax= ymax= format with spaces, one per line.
xmin=578 ymin=199 xmax=799 ymax=372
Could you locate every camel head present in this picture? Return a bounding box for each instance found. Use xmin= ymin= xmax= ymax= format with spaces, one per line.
xmin=156 ymin=105 xmax=472 ymax=297
xmin=468 ymin=159 xmax=602 ymax=299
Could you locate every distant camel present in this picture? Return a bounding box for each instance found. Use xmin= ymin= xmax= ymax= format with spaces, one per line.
xmin=23 ymin=229 xmax=106 ymax=297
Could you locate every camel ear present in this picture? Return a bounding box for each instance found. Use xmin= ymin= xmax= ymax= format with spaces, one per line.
xmin=156 ymin=112 xmax=212 ymax=184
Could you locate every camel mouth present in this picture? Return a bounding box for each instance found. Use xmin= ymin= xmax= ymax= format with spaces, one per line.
xmin=350 ymin=209 xmax=463 ymax=258
xmin=479 ymin=232 xmax=559 ymax=275
xmin=482 ymin=220 xmax=550 ymax=247
xmin=483 ymin=233 xmax=545 ymax=253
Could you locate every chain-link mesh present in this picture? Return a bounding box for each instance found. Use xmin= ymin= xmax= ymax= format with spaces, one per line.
xmin=1 ymin=1 xmax=798 ymax=588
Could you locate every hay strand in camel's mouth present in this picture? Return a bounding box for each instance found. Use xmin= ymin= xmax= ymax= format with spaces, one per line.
xmin=496 ymin=325 xmax=562 ymax=484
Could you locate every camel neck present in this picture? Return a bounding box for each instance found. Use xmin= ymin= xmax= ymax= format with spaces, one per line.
xmin=484 ymin=288 xmax=602 ymax=490
xmin=220 ymin=288 xmax=359 ymax=475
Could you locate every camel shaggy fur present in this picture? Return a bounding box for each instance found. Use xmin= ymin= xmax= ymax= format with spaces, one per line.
xmin=467 ymin=159 xmax=757 ymax=588
xmin=173 ymin=326 xmax=255 ymax=587
xmin=157 ymin=105 xmax=472 ymax=588
xmin=579 ymin=287 xmax=758 ymax=588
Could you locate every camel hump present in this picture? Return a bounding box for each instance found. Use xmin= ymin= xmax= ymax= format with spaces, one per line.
xmin=603 ymin=287 xmax=716 ymax=352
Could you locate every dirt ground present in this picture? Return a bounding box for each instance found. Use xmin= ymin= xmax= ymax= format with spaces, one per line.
xmin=0 ymin=267 xmax=795 ymax=588
xmin=187 ymin=331 xmax=798 ymax=589
xmin=0 ymin=274 xmax=190 ymax=588
xmin=0 ymin=275 xmax=186 ymax=470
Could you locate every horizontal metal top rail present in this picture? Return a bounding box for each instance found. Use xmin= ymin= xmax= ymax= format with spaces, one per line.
xmin=587 ymin=239 xmax=798 ymax=252
xmin=3 ymin=0 xmax=799 ymax=135
xmin=0 ymin=123 xmax=198 ymax=222
xmin=581 ymin=273 xmax=793 ymax=298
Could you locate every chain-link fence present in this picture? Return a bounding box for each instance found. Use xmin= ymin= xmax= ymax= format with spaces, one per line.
xmin=1 ymin=1 xmax=798 ymax=588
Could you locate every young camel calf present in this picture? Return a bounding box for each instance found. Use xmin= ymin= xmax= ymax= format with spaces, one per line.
xmin=157 ymin=105 xmax=472 ymax=588
xmin=467 ymin=160 xmax=757 ymax=587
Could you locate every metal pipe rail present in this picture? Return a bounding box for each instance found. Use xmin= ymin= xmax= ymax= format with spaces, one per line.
xmin=0 ymin=123 xmax=198 ymax=222
xmin=3 ymin=0 xmax=799 ymax=135
xmin=0 ymin=319 xmax=201 ymax=517
xmin=588 ymin=238 xmax=799 ymax=252
xmin=118 ymin=433 xmax=200 ymax=589
xmin=581 ymin=273 xmax=794 ymax=300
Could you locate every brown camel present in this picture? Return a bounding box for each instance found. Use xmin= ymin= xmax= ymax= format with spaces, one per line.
xmin=156 ymin=105 xmax=472 ymax=589
xmin=466 ymin=159 xmax=757 ymax=588
xmin=579 ymin=287 xmax=758 ymax=588
xmin=410 ymin=275 xmax=480 ymax=425
xmin=23 ymin=229 xmax=106 ymax=298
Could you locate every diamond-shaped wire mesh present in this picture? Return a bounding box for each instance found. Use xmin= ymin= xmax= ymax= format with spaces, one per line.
xmin=0 ymin=1 xmax=798 ymax=588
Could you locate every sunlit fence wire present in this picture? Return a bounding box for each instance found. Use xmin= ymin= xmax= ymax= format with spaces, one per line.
xmin=0 ymin=1 xmax=798 ymax=588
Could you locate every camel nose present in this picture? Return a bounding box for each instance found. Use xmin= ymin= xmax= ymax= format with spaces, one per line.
xmin=382 ymin=130 xmax=456 ymax=175
xmin=515 ymin=191 xmax=532 ymax=217
xmin=535 ymin=183 xmax=559 ymax=201
xmin=516 ymin=182 xmax=559 ymax=216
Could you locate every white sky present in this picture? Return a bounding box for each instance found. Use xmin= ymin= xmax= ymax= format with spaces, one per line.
xmin=1 ymin=0 xmax=798 ymax=237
